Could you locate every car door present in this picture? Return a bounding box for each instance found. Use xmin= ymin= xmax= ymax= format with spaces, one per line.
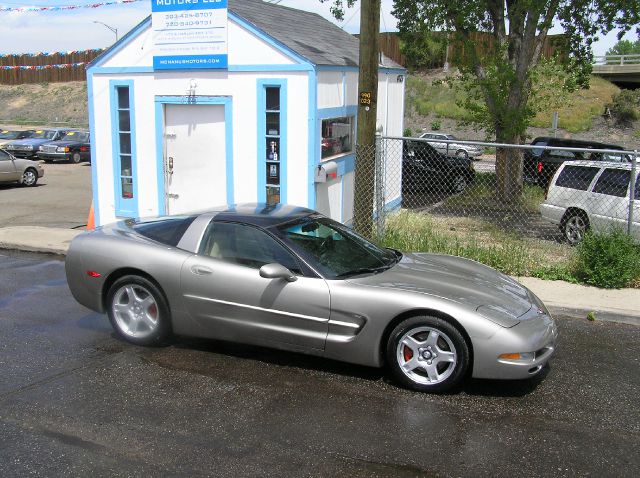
xmin=588 ymin=168 xmax=631 ymax=233
xmin=0 ymin=150 xmax=19 ymax=182
xmin=180 ymin=221 xmax=330 ymax=351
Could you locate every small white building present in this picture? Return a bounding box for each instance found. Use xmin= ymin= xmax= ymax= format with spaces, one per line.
xmin=87 ymin=0 xmax=405 ymax=226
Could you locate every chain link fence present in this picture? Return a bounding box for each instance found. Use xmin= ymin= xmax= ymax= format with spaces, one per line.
xmin=353 ymin=135 xmax=638 ymax=274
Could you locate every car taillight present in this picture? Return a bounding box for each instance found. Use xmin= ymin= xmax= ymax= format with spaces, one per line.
xmin=80 ymin=146 xmax=88 ymax=152
xmin=537 ymin=161 xmax=543 ymax=173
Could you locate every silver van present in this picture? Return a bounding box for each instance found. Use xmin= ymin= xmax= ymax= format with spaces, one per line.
xmin=540 ymin=160 xmax=639 ymax=244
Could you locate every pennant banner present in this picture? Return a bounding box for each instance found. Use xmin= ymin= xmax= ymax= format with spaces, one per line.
xmin=0 ymin=48 xmax=105 ymax=59
xmin=0 ymin=0 xmax=143 ymax=13
xmin=0 ymin=63 xmax=87 ymax=70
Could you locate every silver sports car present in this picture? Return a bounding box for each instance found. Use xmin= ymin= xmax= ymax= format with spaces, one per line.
xmin=66 ymin=204 xmax=557 ymax=393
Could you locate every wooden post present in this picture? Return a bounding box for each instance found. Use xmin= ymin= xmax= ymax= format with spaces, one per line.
xmin=353 ymin=0 xmax=381 ymax=237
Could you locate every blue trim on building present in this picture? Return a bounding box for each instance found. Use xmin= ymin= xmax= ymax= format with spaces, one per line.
xmin=153 ymin=96 xmax=235 ymax=214
xmin=86 ymin=71 xmax=101 ymax=226
xmin=316 ymin=65 xmax=358 ymax=72
xmin=256 ymin=79 xmax=288 ymax=204
xmin=317 ymin=105 xmax=358 ymax=120
xmin=109 ymin=79 xmax=139 ymax=218
xmin=307 ymin=70 xmax=318 ymax=209
xmin=385 ymin=196 xmax=402 ymax=212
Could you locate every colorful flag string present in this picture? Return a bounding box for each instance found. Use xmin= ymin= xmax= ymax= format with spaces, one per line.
xmin=0 ymin=48 xmax=105 ymax=59
xmin=0 ymin=0 xmax=143 ymax=13
xmin=0 ymin=63 xmax=87 ymax=70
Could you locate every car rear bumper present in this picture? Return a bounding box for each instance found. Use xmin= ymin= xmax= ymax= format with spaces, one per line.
xmin=540 ymin=203 xmax=565 ymax=226
xmin=472 ymin=313 xmax=558 ymax=380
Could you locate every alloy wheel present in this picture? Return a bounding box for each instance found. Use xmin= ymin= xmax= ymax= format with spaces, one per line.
xmin=111 ymin=284 xmax=160 ymax=339
xmin=396 ymin=326 xmax=457 ymax=385
xmin=564 ymin=214 xmax=587 ymax=245
xmin=22 ymin=170 xmax=36 ymax=186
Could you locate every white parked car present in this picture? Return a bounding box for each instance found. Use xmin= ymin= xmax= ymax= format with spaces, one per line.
xmin=418 ymin=132 xmax=483 ymax=160
xmin=540 ymin=160 xmax=639 ymax=245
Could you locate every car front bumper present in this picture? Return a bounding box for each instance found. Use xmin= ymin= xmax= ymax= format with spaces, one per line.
xmin=472 ymin=311 xmax=558 ymax=380
xmin=37 ymin=152 xmax=71 ymax=161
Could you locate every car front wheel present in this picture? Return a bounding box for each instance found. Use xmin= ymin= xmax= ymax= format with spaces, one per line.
xmin=456 ymin=150 xmax=469 ymax=160
xmin=21 ymin=168 xmax=38 ymax=187
xmin=71 ymin=152 xmax=82 ymax=164
xmin=106 ymin=275 xmax=172 ymax=346
xmin=387 ymin=316 xmax=469 ymax=393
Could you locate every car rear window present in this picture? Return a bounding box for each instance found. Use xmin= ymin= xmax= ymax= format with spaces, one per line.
xmin=555 ymin=165 xmax=599 ymax=190
xmin=132 ymin=215 xmax=197 ymax=247
xmin=592 ymin=169 xmax=631 ymax=198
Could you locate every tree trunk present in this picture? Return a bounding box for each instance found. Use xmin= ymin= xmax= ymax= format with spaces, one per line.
xmin=495 ymin=131 xmax=524 ymax=203
xmin=353 ymin=0 xmax=380 ymax=237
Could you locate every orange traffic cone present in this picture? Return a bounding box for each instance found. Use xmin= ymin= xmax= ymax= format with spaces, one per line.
xmin=86 ymin=201 xmax=95 ymax=231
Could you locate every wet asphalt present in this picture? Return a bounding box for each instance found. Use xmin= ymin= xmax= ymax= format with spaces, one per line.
xmin=0 ymin=251 xmax=638 ymax=478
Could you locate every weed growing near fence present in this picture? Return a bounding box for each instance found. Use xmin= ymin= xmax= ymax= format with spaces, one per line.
xmin=573 ymin=229 xmax=640 ymax=289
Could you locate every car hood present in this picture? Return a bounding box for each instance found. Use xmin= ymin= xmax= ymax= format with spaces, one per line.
xmin=44 ymin=140 xmax=84 ymax=147
xmin=347 ymin=253 xmax=534 ymax=326
xmin=7 ymin=138 xmax=52 ymax=147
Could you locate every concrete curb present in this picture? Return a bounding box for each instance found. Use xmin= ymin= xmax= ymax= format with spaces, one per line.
xmin=0 ymin=226 xmax=81 ymax=256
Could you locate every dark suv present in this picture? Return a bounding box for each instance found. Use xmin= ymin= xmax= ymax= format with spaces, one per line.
xmin=402 ymin=140 xmax=475 ymax=194
xmin=523 ymin=137 xmax=629 ymax=186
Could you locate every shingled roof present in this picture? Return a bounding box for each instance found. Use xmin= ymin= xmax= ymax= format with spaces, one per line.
xmin=230 ymin=0 xmax=401 ymax=68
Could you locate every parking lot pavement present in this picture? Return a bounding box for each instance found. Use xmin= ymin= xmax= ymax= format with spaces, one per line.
xmin=0 ymin=162 xmax=91 ymax=229
xmin=0 ymin=251 xmax=639 ymax=478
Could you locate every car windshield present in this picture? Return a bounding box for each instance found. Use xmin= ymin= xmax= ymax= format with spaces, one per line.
xmin=0 ymin=130 xmax=19 ymax=139
xmin=30 ymin=130 xmax=57 ymax=140
xmin=273 ymin=216 xmax=401 ymax=279
xmin=445 ymin=134 xmax=457 ymax=140
xmin=531 ymin=140 xmax=548 ymax=157
xmin=62 ymin=131 xmax=89 ymax=142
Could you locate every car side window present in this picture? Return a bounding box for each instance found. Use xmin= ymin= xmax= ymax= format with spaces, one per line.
xmin=199 ymin=221 xmax=302 ymax=274
xmin=592 ymin=169 xmax=631 ymax=198
xmin=0 ymin=150 xmax=10 ymax=161
xmin=555 ymin=165 xmax=599 ymax=190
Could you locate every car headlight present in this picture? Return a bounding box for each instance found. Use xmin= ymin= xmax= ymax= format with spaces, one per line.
xmin=56 ymin=146 xmax=69 ymax=153
xmin=39 ymin=146 xmax=44 ymax=151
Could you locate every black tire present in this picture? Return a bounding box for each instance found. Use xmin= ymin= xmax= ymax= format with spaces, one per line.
xmin=71 ymin=152 xmax=82 ymax=164
xmin=386 ymin=315 xmax=469 ymax=393
xmin=562 ymin=211 xmax=589 ymax=246
xmin=450 ymin=174 xmax=468 ymax=194
xmin=456 ymin=149 xmax=469 ymax=160
xmin=106 ymin=275 xmax=172 ymax=346
xmin=20 ymin=168 xmax=38 ymax=187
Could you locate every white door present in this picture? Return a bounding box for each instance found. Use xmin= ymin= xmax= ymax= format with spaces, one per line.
xmin=164 ymin=104 xmax=227 ymax=215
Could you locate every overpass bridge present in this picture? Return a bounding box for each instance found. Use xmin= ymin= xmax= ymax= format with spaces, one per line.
xmin=592 ymin=54 xmax=640 ymax=86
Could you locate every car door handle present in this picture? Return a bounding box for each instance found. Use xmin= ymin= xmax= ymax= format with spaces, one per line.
xmin=191 ymin=265 xmax=213 ymax=276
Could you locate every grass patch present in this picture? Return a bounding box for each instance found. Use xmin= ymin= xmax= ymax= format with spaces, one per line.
xmin=379 ymin=210 xmax=640 ymax=288
xmin=531 ymin=76 xmax=620 ymax=132
xmin=378 ymin=210 xmax=572 ymax=277
xmin=443 ymin=172 xmax=545 ymax=214
xmin=406 ymin=75 xmax=472 ymax=121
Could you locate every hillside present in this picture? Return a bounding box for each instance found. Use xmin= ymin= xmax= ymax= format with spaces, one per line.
xmin=404 ymin=70 xmax=640 ymax=149
xmin=0 ymin=82 xmax=87 ymax=128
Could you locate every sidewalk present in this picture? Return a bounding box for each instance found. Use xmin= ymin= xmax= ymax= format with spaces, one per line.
xmin=0 ymin=226 xmax=638 ymax=325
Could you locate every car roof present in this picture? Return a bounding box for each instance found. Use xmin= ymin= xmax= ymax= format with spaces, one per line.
xmin=209 ymin=203 xmax=317 ymax=227
xmin=561 ymin=160 xmax=634 ymax=170
xmin=531 ymin=136 xmax=624 ymax=150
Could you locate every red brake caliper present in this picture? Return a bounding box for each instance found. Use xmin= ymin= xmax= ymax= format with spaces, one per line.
xmin=403 ymin=346 xmax=413 ymax=362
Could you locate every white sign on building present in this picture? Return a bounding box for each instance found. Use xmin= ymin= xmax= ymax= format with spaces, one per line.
xmin=151 ymin=0 xmax=228 ymax=70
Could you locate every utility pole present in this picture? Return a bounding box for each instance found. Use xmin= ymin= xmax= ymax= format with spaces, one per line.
xmin=353 ymin=0 xmax=381 ymax=237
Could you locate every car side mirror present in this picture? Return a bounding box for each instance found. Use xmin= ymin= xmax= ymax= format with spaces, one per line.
xmin=259 ymin=263 xmax=297 ymax=282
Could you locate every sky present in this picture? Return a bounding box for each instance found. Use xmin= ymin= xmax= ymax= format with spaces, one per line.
xmin=0 ymin=0 xmax=636 ymax=56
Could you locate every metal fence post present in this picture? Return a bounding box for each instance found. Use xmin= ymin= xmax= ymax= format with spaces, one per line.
xmin=629 ymin=151 xmax=637 ymax=236
xmin=375 ymin=133 xmax=385 ymax=238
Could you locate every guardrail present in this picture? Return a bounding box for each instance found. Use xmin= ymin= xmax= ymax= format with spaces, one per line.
xmin=593 ymin=54 xmax=640 ymax=65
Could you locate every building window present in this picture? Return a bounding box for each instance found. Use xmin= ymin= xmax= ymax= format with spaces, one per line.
xmin=321 ymin=116 xmax=354 ymax=160
xmin=264 ymin=86 xmax=281 ymax=204
xmin=111 ymin=81 xmax=137 ymax=217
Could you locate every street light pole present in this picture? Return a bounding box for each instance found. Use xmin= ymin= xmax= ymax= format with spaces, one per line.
xmin=93 ymin=21 xmax=118 ymax=42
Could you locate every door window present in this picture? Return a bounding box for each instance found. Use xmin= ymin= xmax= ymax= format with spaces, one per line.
xmin=0 ymin=150 xmax=11 ymax=161
xmin=592 ymin=168 xmax=631 ymax=198
xmin=555 ymin=165 xmax=599 ymax=190
xmin=199 ymin=221 xmax=302 ymax=274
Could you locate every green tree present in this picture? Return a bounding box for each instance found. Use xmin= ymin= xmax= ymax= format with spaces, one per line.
xmin=606 ymin=39 xmax=640 ymax=56
xmin=323 ymin=0 xmax=640 ymax=202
